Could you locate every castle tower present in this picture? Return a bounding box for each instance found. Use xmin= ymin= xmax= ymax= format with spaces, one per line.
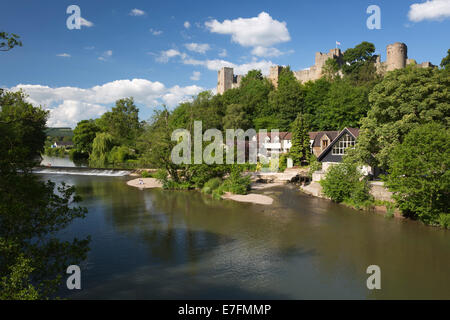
xmin=386 ymin=42 xmax=407 ymax=71
xmin=217 ymin=67 xmax=234 ymax=95
xmin=268 ymin=66 xmax=283 ymax=88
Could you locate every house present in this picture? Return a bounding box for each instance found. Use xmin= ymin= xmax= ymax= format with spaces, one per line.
xmin=310 ymin=127 xmax=373 ymax=181
xmin=252 ymin=132 xmax=292 ymax=158
xmin=316 ymin=128 xmax=359 ymax=170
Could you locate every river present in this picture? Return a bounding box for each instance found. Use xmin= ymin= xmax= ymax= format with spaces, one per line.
xmin=35 ymin=169 xmax=450 ymax=300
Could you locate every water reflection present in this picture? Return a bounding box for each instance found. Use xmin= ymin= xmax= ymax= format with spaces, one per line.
xmin=42 ymin=175 xmax=450 ymax=299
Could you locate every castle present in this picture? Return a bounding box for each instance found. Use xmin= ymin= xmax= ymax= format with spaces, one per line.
xmin=217 ymin=42 xmax=435 ymax=94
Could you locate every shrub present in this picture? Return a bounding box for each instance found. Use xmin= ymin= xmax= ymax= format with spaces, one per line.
xmin=141 ymin=171 xmax=151 ymax=178
xmin=438 ymin=214 xmax=450 ymax=229
xmin=308 ymin=155 xmax=322 ymax=179
xmin=320 ymin=161 xmax=372 ymax=206
xmin=201 ymin=177 xmax=222 ymax=194
xmin=279 ymin=154 xmax=288 ymax=172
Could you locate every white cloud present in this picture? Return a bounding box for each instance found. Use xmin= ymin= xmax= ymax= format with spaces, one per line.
xmin=80 ymin=17 xmax=94 ymax=28
xmin=149 ymin=28 xmax=163 ymax=36
xmin=156 ymin=49 xmax=185 ymax=63
xmin=251 ymin=46 xmax=294 ymax=57
xmin=56 ymin=53 xmax=71 ymax=58
xmin=185 ymin=43 xmax=211 ymax=54
xmin=182 ymin=57 xmax=275 ymax=75
xmin=47 ymin=101 xmax=107 ymax=127
xmin=98 ymin=50 xmax=113 ymax=61
xmin=205 ymin=12 xmax=290 ymax=48
xmin=251 ymin=46 xmax=282 ymax=57
xmin=162 ymin=85 xmax=203 ymax=106
xmin=190 ymin=71 xmax=201 ymax=81
xmin=129 ymin=8 xmax=146 ymax=16
xmin=408 ymin=0 xmax=450 ymax=22
xmin=184 ymin=21 xmax=191 ymax=29
xmin=10 ymin=79 xmax=205 ymax=127
xmin=218 ymin=49 xmax=227 ymax=57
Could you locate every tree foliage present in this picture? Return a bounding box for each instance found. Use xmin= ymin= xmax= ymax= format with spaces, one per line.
xmin=354 ymin=66 xmax=450 ymax=169
xmin=97 ymin=97 xmax=142 ymax=147
xmin=320 ymin=160 xmax=372 ymax=207
xmin=385 ymin=123 xmax=449 ymax=226
xmin=289 ymin=113 xmax=311 ymax=166
xmin=268 ymin=67 xmax=305 ymax=130
xmin=0 ymin=32 xmax=22 ymax=52
xmin=440 ymin=49 xmax=450 ymax=70
xmin=0 ymin=90 xmax=89 ymax=299
xmin=72 ymin=120 xmax=100 ymax=155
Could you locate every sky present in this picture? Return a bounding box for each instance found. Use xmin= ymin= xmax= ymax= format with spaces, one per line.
xmin=1 ymin=0 xmax=449 ymax=127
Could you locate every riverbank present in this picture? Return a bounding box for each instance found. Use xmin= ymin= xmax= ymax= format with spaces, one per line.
xmin=126 ymin=178 xmax=163 ymax=189
xmin=299 ymin=181 xmax=403 ymax=218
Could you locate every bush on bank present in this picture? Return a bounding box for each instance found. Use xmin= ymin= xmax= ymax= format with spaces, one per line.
xmin=320 ymin=160 xmax=373 ymax=209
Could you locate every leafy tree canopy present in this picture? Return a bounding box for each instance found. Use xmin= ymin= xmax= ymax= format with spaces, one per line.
xmin=354 ymin=66 xmax=450 ymax=169
xmin=385 ymin=123 xmax=449 ymax=227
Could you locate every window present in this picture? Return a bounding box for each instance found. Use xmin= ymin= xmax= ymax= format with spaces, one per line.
xmin=322 ymin=140 xmax=328 ymax=149
xmin=332 ymin=133 xmax=355 ymax=155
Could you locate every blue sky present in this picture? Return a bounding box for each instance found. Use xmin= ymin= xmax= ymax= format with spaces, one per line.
xmin=1 ymin=0 xmax=449 ymax=127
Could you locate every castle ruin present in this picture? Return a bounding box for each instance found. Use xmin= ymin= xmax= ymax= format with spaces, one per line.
xmin=217 ymin=42 xmax=435 ymax=94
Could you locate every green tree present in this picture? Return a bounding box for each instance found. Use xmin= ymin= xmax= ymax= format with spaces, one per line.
xmin=97 ymin=97 xmax=142 ymax=147
xmin=385 ymin=123 xmax=449 ymax=226
xmin=0 ymin=32 xmax=22 ymax=51
xmin=355 ymin=66 xmax=450 ymax=169
xmin=440 ymin=49 xmax=450 ymax=70
xmin=72 ymin=120 xmax=100 ymax=155
xmin=90 ymin=132 xmax=115 ymax=167
xmin=322 ymin=58 xmax=340 ymax=80
xmin=268 ymin=67 xmax=305 ymax=130
xmin=289 ymin=113 xmax=311 ymax=166
xmin=223 ymin=104 xmax=252 ymax=129
xmin=342 ymin=41 xmax=375 ymax=77
xmin=315 ymin=78 xmax=371 ymax=130
xmin=0 ymin=90 xmax=89 ymax=299
xmin=238 ymin=70 xmax=273 ymax=119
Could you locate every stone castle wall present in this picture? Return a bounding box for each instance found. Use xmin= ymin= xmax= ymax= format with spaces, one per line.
xmin=217 ymin=42 xmax=435 ymax=94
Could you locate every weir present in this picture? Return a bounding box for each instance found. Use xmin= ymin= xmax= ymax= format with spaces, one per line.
xmin=33 ymin=166 xmax=130 ymax=177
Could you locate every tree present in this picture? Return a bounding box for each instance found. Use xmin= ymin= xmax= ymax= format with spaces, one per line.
xmin=97 ymin=97 xmax=142 ymax=147
xmin=238 ymin=70 xmax=273 ymax=119
xmin=90 ymin=132 xmax=115 ymax=167
xmin=342 ymin=41 xmax=375 ymax=73
xmin=268 ymin=67 xmax=305 ymax=130
xmin=0 ymin=32 xmax=22 ymax=52
xmin=354 ymin=66 xmax=450 ymax=169
xmin=441 ymin=49 xmax=450 ymax=70
xmin=341 ymin=41 xmax=379 ymax=84
xmin=223 ymin=104 xmax=252 ymax=129
xmin=72 ymin=120 xmax=100 ymax=155
xmin=315 ymin=78 xmax=371 ymax=130
xmin=289 ymin=113 xmax=311 ymax=166
xmin=322 ymin=58 xmax=340 ymax=80
xmin=0 ymin=90 xmax=89 ymax=299
xmin=385 ymin=123 xmax=449 ymax=227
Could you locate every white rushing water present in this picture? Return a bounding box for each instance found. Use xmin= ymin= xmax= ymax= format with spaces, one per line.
xmin=33 ymin=168 xmax=130 ymax=177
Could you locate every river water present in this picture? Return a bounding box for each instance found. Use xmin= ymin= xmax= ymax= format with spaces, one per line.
xmin=36 ymin=171 xmax=450 ymax=300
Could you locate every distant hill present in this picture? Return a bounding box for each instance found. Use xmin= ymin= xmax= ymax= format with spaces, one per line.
xmin=45 ymin=127 xmax=74 ymax=138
